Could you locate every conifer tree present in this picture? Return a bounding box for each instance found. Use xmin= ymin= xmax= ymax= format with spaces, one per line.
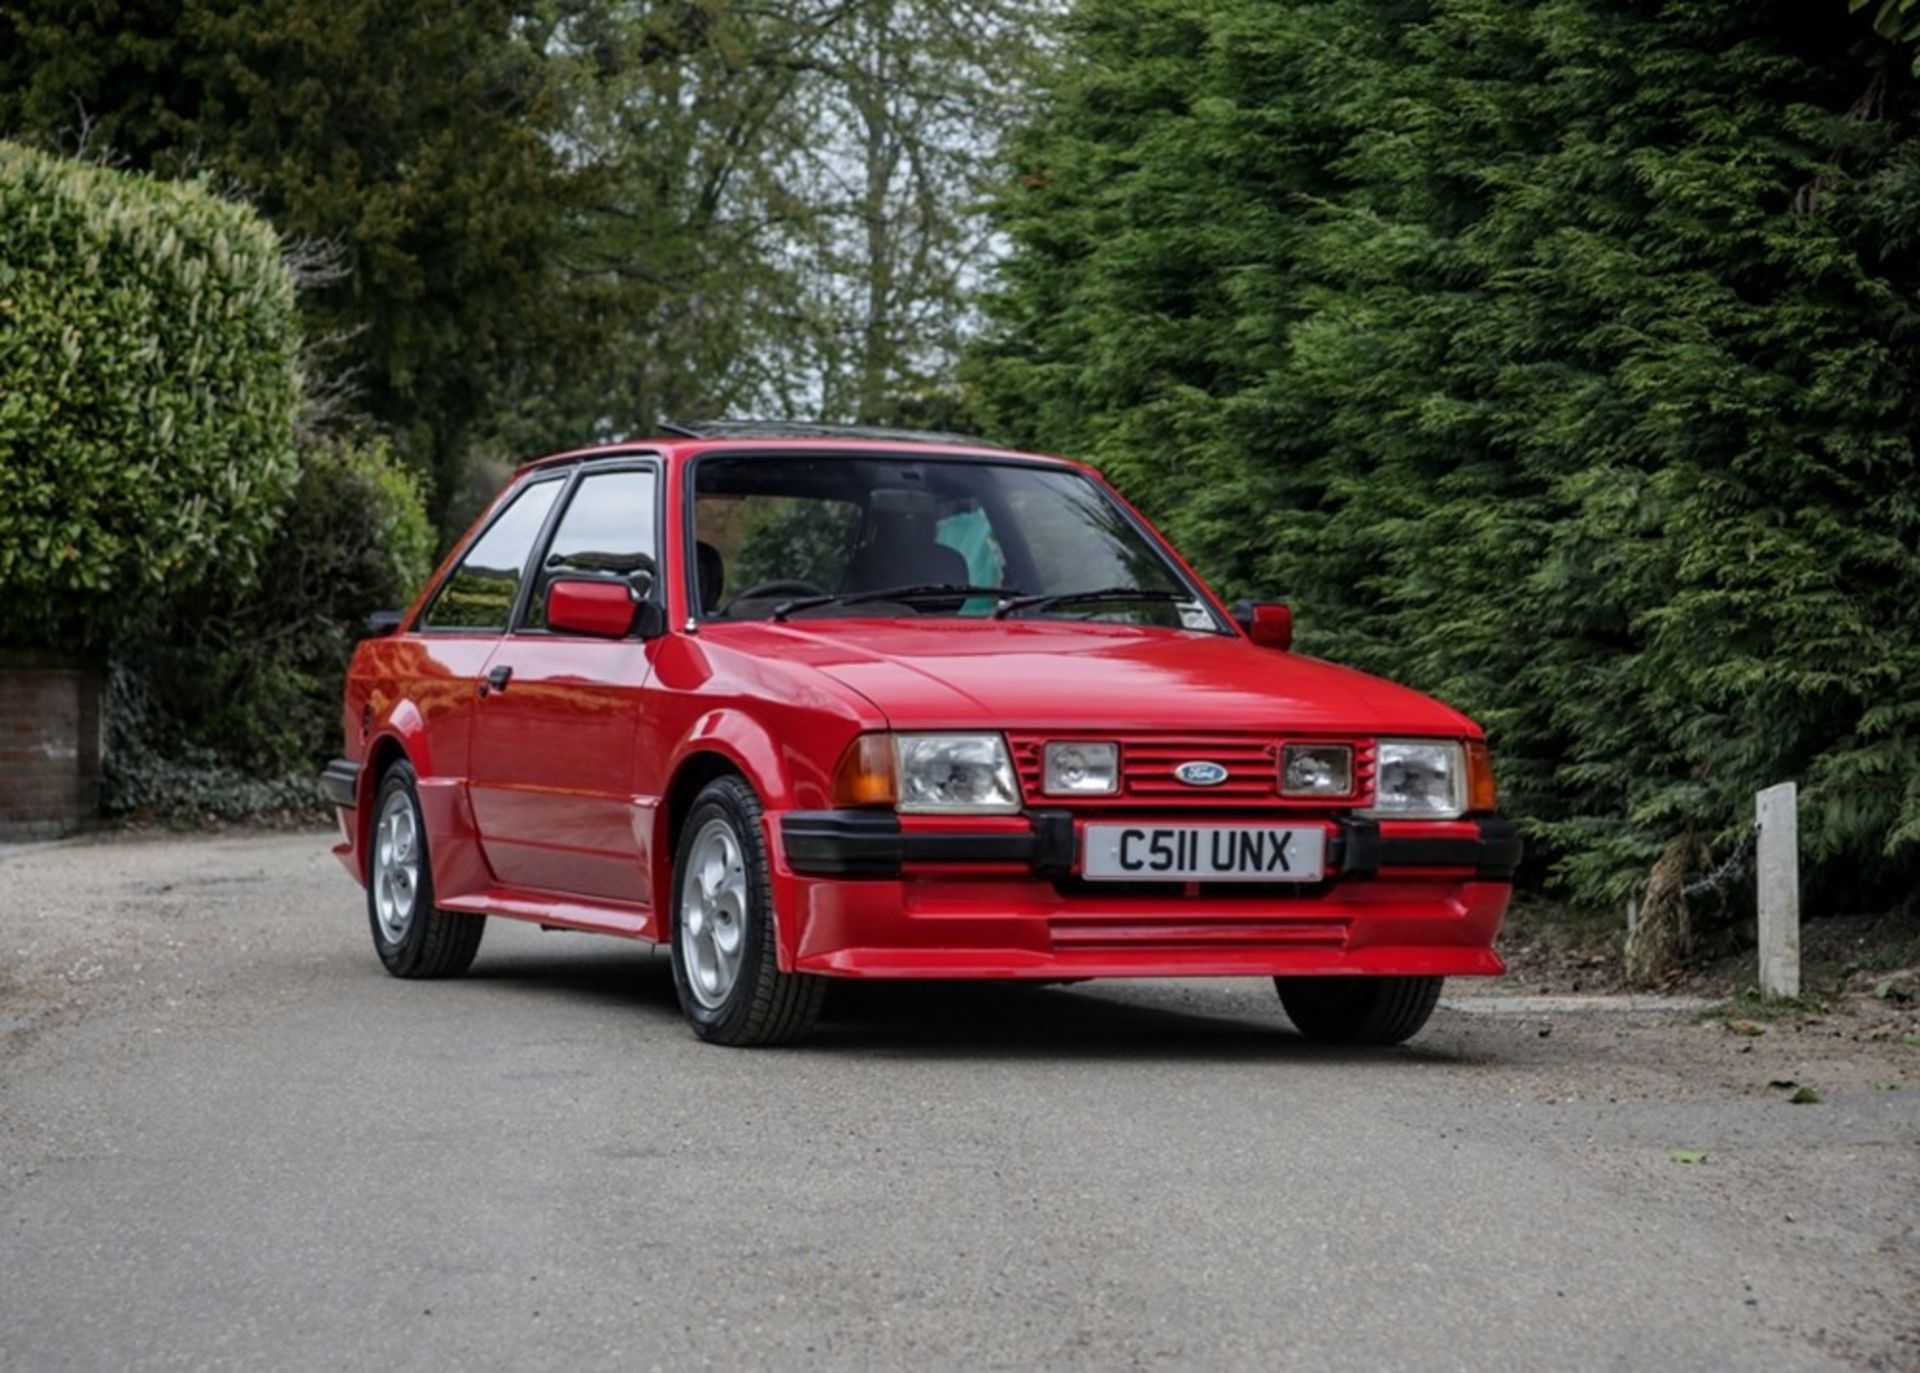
xmin=971 ymin=0 xmax=1920 ymax=913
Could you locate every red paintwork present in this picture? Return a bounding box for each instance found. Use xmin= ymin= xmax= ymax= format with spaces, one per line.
xmin=1244 ymin=602 xmax=1292 ymax=651
xmin=545 ymin=579 xmax=636 ymax=639
xmin=332 ymin=437 xmax=1510 ymax=980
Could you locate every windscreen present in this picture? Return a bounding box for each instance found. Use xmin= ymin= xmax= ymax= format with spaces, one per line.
xmin=691 ymin=455 xmax=1220 ymax=631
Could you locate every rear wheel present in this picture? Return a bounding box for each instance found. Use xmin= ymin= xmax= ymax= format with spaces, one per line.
xmin=367 ymin=762 xmax=485 ymax=978
xmin=1275 ymin=976 xmax=1442 ymax=1046
xmin=669 ymin=775 xmax=825 ymax=1046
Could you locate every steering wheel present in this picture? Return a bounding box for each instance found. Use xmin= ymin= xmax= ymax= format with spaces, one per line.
xmin=730 ymin=579 xmax=829 ymax=610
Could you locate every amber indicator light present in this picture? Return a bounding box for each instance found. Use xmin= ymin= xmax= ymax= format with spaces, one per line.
xmin=1465 ymin=739 xmax=1498 ymax=814
xmin=832 ymin=734 xmax=898 ymax=808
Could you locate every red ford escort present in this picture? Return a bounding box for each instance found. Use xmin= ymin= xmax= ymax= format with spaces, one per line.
xmin=323 ymin=423 xmax=1518 ymax=1046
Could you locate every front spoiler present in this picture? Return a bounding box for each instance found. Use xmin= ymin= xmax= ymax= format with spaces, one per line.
xmin=792 ymin=944 xmax=1506 ymax=980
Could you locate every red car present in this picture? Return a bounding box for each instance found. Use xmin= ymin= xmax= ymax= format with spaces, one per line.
xmin=322 ymin=424 xmax=1518 ymax=1046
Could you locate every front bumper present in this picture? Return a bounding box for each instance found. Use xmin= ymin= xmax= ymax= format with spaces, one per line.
xmin=772 ymin=810 xmax=1520 ymax=980
xmin=781 ymin=810 xmax=1522 ymax=883
xmin=320 ymin=758 xmax=360 ymax=809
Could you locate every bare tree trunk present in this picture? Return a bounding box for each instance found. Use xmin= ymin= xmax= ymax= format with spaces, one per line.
xmin=854 ymin=0 xmax=902 ymax=422
xmin=1623 ymin=832 xmax=1706 ymax=987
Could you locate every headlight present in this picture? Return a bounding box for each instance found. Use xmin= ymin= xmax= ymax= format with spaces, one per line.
xmin=894 ymin=733 xmax=1021 ymax=814
xmin=1365 ymin=739 xmax=1465 ymax=818
xmin=1043 ymin=741 xmax=1119 ymax=795
xmin=1281 ymin=743 xmax=1353 ymax=798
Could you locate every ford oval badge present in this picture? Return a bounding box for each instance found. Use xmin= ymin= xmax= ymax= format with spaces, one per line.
xmin=1174 ymin=760 xmax=1230 ymax=787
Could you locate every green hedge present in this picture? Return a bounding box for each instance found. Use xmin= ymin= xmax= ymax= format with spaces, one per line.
xmin=104 ymin=433 xmax=435 ymax=819
xmin=0 ymin=142 xmax=299 ymax=650
xmin=970 ymin=0 xmax=1920 ymax=914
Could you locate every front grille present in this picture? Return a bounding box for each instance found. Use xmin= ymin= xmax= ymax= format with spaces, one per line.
xmin=1008 ymin=732 xmax=1375 ymax=811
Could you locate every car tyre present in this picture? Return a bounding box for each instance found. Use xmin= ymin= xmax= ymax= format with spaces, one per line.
xmin=1274 ymin=975 xmax=1442 ymax=1046
xmin=670 ymin=775 xmax=825 ymax=1046
xmin=367 ymin=761 xmax=485 ymax=978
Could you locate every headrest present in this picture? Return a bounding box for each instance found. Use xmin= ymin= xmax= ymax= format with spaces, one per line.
xmin=695 ymin=540 xmax=725 ymax=613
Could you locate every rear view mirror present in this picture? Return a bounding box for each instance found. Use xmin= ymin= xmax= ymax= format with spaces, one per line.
xmin=547 ymin=579 xmax=638 ymax=638
xmin=1232 ymin=600 xmax=1292 ymax=651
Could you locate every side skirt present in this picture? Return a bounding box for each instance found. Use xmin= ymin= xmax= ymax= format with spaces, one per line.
xmin=437 ymin=886 xmax=656 ymax=941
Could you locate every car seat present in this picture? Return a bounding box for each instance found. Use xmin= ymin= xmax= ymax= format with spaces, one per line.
xmin=841 ymin=515 xmax=967 ymax=592
xmin=695 ymin=540 xmax=726 ymax=614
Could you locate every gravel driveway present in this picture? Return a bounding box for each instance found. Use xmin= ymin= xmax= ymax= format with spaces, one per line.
xmin=2 ymin=830 xmax=1915 ymax=1370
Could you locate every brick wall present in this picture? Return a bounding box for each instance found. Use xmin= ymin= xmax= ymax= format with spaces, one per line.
xmin=0 ymin=652 xmax=103 ymax=840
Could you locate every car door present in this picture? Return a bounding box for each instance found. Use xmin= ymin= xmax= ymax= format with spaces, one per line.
xmin=467 ymin=460 xmax=663 ymax=911
xmin=407 ymin=472 xmax=568 ymax=808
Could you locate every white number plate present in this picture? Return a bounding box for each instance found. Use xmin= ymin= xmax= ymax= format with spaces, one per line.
xmin=1080 ymin=824 xmax=1327 ymax=883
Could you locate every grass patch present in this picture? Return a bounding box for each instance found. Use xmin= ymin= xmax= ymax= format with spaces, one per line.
xmin=1833 ymin=928 xmax=1920 ymax=980
xmin=1697 ymin=982 xmax=1832 ymax=1025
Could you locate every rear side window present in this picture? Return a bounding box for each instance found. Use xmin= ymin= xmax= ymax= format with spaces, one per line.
xmin=421 ymin=478 xmax=563 ymax=630
xmin=524 ymin=468 xmax=658 ymax=630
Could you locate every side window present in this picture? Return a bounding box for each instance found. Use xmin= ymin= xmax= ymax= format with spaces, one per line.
xmin=524 ymin=468 xmax=658 ymax=630
xmin=421 ymin=479 xmax=563 ymax=631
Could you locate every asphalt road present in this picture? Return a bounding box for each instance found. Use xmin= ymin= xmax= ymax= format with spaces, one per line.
xmin=2 ymin=831 xmax=1915 ymax=1371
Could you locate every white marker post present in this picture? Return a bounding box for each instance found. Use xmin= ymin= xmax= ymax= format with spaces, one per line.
xmin=1754 ymin=782 xmax=1800 ymax=1000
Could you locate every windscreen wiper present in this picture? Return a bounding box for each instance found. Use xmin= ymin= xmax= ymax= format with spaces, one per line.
xmin=992 ymin=587 xmax=1191 ymax=619
xmin=772 ymin=584 xmax=1024 ymax=621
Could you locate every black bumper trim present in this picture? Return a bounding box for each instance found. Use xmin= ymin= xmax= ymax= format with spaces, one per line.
xmin=782 ymin=811 xmax=1520 ymax=882
xmin=782 ymin=810 xmax=1075 ymax=878
xmin=1364 ymin=816 xmax=1523 ymax=881
xmin=1331 ymin=818 xmax=1381 ymax=876
xmin=320 ymin=758 xmax=360 ymax=809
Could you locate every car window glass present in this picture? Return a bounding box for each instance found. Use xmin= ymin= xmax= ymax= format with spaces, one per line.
xmin=524 ymin=469 xmax=658 ymax=630
xmin=691 ymin=456 xmax=1213 ymax=629
xmin=935 ymin=507 xmax=1006 ymax=588
xmin=697 ymin=492 xmax=864 ymax=601
xmin=999 ymin=474 xmax=1171 ymax=593
xmin=421 ymin=478 xmax=562 ymax=630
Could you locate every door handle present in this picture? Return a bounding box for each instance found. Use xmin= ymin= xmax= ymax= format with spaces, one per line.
xmin=479 ymin=664 xmax=513 ymax=697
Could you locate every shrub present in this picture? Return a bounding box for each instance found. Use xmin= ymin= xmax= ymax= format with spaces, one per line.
xmin=0 ymin=142 xmax=299 ymax=651
xmin=104 ymin=434 xmax=434 ymax=818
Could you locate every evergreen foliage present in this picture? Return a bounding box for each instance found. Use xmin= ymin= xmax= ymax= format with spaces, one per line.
xmin=0 ymin=140 xmax=299 ymax=651
xmin=106 ymin=432 xmax=435 ymax=818
xmin=0 ymin=1 xmax=1046 ymax=525
xmin=969 ymin=0 xmax=1920 ymax=911
xmin=0 ymin=0 xmax=595 ymax=521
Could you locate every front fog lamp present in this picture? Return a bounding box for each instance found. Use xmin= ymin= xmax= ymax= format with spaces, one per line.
xmin=894 ymin=733 xmax=1021 ymax=814
xmin=1364 ymin=739 xmax=1466 ymax=819
xmin=1281 ymin=743 xmax=1354 ymax=797
xmin=1043 ymin=741 xmax=1119 ymax=795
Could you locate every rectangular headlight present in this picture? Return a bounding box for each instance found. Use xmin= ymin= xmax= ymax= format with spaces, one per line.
xmin=893 ymin=733 xmax=1021 ymax=814
xmin=1364 ymin=739 xmax=1466 ymax=819
xmin=1281 ymin=743 xmax=1353 ymax=798
xmin=1043 ymin=741 xmax=1119 ymax=795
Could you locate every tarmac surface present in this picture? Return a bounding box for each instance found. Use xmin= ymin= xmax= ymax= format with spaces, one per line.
xmin=2 ymin=830 xmax=1915 ymax=1370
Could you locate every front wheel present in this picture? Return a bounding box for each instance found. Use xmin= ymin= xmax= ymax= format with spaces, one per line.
xmin=1275 ymin=976 xmax=1443 ymax=1046
xmin=669 ymin=776 xmax=825 ymax=1046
